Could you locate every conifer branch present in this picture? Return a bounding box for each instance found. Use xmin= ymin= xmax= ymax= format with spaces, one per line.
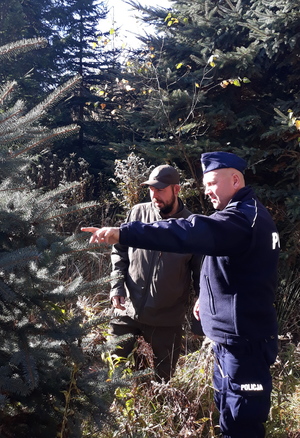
xmin=13 ymin=349 xmax=39 ymax=392
xmin=1 ymin=76 xmax=81 ymax=150
xmin=10 ymin=125 xmax=80 ymax=158
xmin=28 ymin=182 xmax=95 ymax=223
xmin=0 ymin=100 xmax=24 ymax=131
xmin=20 ymin=75 xmax=82 ymax=127
xmin=35 ymin=181 xmax=83 ymax=203
xmin=0 ymin=247 xmax=39 ymax=271
xmin=0 ymin=280 xmax=16 ymax=302
xmin=38 ymin=202 xmax=99 ymax=223
xmin=0 ymin=38 xmax=48 ymax=61
xmin=237 ymin=22 xmax=274 ymax=37
xmin=0 ymin=81 xmax=18 ymax=106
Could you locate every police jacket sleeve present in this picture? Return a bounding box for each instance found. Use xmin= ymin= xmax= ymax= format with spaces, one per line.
xmin=119 ymin=210 xmax=252 ymax=257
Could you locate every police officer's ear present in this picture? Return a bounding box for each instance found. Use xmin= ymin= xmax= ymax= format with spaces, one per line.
xmin=232 ymin=171 xmax=245 ymax=190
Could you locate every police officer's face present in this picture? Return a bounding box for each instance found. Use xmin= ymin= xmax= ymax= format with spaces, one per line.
xmin=203 ymin=168 xmax=240 ymax=210
xmin=149 ymin=184 xmax=180 ymax=216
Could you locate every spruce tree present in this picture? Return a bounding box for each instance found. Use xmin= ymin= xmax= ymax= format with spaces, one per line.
xmin=113 ymin=0 xmax=300 ymax=336
xmin=119 ymin=0 xmax=299 ymax=252
xmin=0 ymin=39 xmax=120 ymax=438
xmin=45 ymin=0 xmax=121 ymax=153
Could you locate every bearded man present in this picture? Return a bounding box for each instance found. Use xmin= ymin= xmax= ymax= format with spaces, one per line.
xmin=108 ymin=165 xmax=201 ymax=382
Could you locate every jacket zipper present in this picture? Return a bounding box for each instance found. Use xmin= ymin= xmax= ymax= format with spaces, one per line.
xmin=205 ymin=275 xmax=216 ymax=315
xmin=136 ymin=250 xmax=158 ymax=319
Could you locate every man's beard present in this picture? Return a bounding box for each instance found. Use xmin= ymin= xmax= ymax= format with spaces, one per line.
xmin=158 ymin=192 xmax=176 ymax=216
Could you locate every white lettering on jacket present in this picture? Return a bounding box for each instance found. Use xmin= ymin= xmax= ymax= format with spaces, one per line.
xmin=240 ymin=383 xmax=264 ymax=391
xmin=272 ymin=232 xmax=280 ymax=249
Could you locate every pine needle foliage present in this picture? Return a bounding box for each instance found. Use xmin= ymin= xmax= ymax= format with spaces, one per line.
xmin=0 ymin=39 xmax=119 ymax=437
xmin=118 ymin=0 xmax=300 ymax=338
xmin=0 ymin=38 xmax=47 ymax=60
xmin=122 ymin=0 xmax=300 ymax=257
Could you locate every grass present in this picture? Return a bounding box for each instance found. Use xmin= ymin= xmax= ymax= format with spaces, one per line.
xmin=81 ymin=326 xmax=300 ymax=438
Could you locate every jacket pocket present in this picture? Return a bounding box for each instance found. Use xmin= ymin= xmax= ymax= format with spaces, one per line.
xmin=205 ymin=275 xmax=216 ymax=315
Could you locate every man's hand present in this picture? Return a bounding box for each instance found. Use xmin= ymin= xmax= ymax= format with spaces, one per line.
xmin=81 ymin=227 xmax=120 ymax=245
xmin=193 ymin=299 xmax=200 ymax=321
xmin=111 ymin=296 xmax=126 ymax=311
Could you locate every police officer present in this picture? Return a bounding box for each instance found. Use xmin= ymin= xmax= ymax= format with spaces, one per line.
xmin=82 ymin=151 xmax=280 ymax=438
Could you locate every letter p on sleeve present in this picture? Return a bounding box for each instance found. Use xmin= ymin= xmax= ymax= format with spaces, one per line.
xmin=272 ymin=232 xmax=280 ymax=250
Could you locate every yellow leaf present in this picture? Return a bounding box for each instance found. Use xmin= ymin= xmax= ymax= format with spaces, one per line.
xmin=295 ymin=120 xmax=300 ymax=130
xmin=176 ymin=62 xmax=183 ymax=69
xmin=233 ymin=79 xmax=241 ymax=87
xmin=109 ymin=28 xmax=115 ymax=35
xmin=242 ymin=77 xmax=251 ymax=84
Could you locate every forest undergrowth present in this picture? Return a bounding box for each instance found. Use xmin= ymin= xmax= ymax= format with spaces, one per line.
xmin=78 ymin=284 xmax=300 ymax=438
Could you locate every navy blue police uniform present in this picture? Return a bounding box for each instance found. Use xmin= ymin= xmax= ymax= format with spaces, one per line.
xmin=118 ymin=152 xmax=280 ymax=438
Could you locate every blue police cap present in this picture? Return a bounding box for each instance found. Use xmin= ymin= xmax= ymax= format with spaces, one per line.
xmin=201 ymin=151 xmax=247 ymax=174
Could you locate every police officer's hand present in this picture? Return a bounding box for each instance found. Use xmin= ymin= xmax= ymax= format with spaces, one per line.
xmin=111 ymin=296 xmax=126 ymax=311
xmin=81 ymin=226 xmax=120 ymax=245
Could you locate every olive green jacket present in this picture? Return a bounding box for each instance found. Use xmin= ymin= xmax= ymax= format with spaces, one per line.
xmin=110 ymin=200 xmax=201 ymax=326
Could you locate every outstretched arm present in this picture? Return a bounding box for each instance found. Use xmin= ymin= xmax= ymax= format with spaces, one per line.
xmin=81 ymin=227 xmax=120 ymax=245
